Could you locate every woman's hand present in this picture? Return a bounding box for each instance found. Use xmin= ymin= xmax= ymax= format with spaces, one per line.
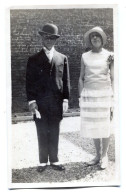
xmin=110 ymin=107 xmax=114 ymax=121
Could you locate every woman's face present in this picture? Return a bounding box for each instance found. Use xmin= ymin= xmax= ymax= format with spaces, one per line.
xmin=42 ymin=35 xmax=57 ymax=50
xmin=90 ymin=32 xmax=103 ymax=49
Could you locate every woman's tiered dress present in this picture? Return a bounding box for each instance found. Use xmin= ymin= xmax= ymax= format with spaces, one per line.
xmin=80 ymin=48 xmax=113 ymax=138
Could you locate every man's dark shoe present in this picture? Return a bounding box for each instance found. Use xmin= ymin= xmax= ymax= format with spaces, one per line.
xmin=51 ymin=164 xmax=65 ymax=171
xmin=37 ymin=165 xmax=47 ymax=173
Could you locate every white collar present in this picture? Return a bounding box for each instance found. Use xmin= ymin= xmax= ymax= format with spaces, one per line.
xmin=43 ymin=46 xmax=54 ymax=54
xmin=43 ymin=47 xmax=54 ymax=62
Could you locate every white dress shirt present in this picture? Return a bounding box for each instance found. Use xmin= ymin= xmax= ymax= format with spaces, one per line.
xmin=43 ymin=46 xmax=54 ymax=63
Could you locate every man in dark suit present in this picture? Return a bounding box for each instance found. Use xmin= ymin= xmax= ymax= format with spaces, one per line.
xmin=26 ymin=23 xmax=70 ymax=172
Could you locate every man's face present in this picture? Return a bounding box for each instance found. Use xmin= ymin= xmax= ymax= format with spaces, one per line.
xmin=42 ymin=35 xmax=57 ymax=50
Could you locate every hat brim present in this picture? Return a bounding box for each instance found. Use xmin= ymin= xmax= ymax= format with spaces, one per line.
xmin=39 ymin=31 xmax=60 ymax=38
xmin=84 ymin=28 xmax=107 ymax=48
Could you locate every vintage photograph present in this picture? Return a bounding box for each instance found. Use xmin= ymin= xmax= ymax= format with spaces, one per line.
xmin=9 ymin=4 xmax=120 ymax=188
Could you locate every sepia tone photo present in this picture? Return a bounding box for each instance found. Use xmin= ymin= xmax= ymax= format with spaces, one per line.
xmin=8 ymin=4 xmax=120 ymax=188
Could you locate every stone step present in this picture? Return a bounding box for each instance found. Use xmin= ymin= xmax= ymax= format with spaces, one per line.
xmin=12 ymin=110 xmax=80 ymax=123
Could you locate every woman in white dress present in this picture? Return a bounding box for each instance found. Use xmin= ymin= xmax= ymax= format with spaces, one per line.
xmin=78 ymin=27 xmax=114 ymax=169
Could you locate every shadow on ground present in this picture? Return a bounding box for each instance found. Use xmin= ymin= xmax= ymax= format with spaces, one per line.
xmin=61 ymin=132 xmax=115 ymax=162
xmin=12 ymin=162 xmax=102 ymax=183
xmin=12 ymin=131 xmax=115 ymax=183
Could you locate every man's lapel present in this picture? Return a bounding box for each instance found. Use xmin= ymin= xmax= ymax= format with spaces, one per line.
xmin=38 ymin=49 xmax=50 ymax=66
xmin=52 ymin=49 xmax=59 ymax=65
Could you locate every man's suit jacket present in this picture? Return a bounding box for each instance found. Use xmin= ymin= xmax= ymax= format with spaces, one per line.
xmin=26 ymin=48 xmax=70 ymax=118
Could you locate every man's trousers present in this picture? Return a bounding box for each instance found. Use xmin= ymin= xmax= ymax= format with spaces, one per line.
xmin=34 ymin=114 xmax=61 ymax=164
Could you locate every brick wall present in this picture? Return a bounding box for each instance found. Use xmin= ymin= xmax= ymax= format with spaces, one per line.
xmin=10 ymin=8 xmax=113 ymax=113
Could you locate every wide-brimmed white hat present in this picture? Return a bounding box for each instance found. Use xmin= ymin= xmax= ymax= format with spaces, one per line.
xmin=84 ymin=26 xmax=107 ymax=48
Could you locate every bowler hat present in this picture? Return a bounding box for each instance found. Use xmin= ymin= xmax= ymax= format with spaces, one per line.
xmin=84 ymin=26 xmax=107 ymax=48
xmin=39 ymin=23 xmax=60 ymax=38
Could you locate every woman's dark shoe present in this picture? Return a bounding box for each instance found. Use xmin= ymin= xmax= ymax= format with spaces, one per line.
xmin=51 ymin=164 xmax=65 ymax=171
xmin=37 ymin=165 xmax=47 ymax=172
xmin=85 ymin=157 xmax=100 ymax=166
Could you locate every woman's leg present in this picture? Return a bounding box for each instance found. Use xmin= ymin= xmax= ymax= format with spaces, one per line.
xmin=101 ymin=137 xmax=110 ymax=158
xmin=93 ymin=138 xmax=101 ymax=160
xmin=100 ymin=137 xmax=110 ymax=169
xmin=86 ymin=138 xmax=101 ymax=165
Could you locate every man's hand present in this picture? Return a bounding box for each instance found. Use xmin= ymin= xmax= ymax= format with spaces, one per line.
xmin=29 ymin=102 xmax=38 ymax=114
xmin=63 ymin=101 xmax=68 ymax=113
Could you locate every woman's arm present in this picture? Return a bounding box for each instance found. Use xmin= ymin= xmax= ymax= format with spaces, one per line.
xmin=78 ymin=56 xmax=85 ymax=97
xmin=110 ymin=58 xmax=114 ymax=93
xmin=109 ymin=55 xmax=114 ymax=120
